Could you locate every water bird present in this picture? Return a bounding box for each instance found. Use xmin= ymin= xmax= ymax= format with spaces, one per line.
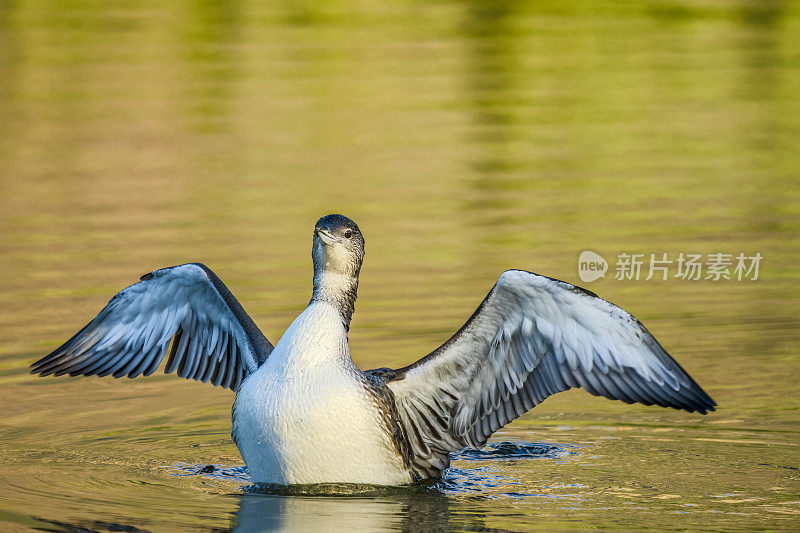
xmin=31 ymin=214 xmax=716 ymax=485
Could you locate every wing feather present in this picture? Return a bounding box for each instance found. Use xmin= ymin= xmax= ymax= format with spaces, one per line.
xmin=387 ymin=269 xmax=716 ymax=479
xmin=31 ymin=263 xmax=273 ymax=392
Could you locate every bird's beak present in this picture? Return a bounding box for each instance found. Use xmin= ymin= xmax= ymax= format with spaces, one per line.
xmin=315 ymin=227 xmax=337 ymax=246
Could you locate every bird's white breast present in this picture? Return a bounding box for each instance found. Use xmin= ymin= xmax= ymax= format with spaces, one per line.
xmin=232 ymin=302 xmax=411 ymax=485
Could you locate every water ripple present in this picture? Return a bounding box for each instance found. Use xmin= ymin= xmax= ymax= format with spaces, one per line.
xmin=167 ymin=441 xmax=575 ymax=498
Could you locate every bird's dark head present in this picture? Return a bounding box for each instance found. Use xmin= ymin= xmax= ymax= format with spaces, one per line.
xmin=311 ymin=214 xmax=364 ymax=326
xmin=312 ymin=214 xmax=365 ymax=279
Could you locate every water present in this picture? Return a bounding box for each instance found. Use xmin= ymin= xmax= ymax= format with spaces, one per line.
xmin=1 ymin=1 xmax=799 ymax=530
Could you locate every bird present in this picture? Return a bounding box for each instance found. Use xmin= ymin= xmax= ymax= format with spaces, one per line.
xmin=31 ymin=214 xmax=716 ymax=486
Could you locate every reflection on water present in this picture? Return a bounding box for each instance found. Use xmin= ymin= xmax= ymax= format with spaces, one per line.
xmin=1 ymin=0 xmax=799 ymax=531
xmin=233 ymin=490 xmax=451 ymax=533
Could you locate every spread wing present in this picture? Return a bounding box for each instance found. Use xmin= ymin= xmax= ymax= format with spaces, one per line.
xmin=31 ymin=263 xmax=273 ymax=391
xmin=385 ymin=269 xmax=716 ymax=478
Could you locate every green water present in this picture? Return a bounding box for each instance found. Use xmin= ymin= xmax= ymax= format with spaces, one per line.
xmin=1 ymin=1 xmax=798 ymax=531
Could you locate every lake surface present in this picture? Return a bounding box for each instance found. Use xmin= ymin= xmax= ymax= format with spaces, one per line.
xmin=1 ymin=1 xmax=798 ymax=531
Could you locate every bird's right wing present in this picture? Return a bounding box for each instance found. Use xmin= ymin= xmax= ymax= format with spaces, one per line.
xmin=31 ymin=263 xmax=273 ymax=391
xmin=386 ymin=270 xmax=715 ymax=478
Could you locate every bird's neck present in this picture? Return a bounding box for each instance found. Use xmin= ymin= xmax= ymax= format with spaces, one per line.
xmin=311 ymin=270 xmax=358 ymax=330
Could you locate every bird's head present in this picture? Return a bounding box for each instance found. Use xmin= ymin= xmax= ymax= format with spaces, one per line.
xmin=312 ymin=214 xmax=365 ymax=281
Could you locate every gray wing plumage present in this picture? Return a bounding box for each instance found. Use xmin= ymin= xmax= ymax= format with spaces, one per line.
xmin=385 ymin=269 xmax=716 ymax=479
xmin=31 ymin=263 xmax=273 ymax=391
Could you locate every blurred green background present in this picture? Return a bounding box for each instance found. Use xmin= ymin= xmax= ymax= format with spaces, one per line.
xmin=0 ymin=1 xmax=798 ymax=531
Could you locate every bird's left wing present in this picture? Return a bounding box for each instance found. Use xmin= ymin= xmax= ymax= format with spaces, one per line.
xmin=31 ymin=263 xmax=273 ymax=391
xmin=384 ymin=269 xmax=715 ymax=478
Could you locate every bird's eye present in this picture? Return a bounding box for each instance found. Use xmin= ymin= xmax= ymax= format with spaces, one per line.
xmin=344 ymin=230 xmax=352 ymax=239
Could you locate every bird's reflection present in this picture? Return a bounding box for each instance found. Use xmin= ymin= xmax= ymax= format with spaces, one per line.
xmin=231 ymin=486 xmax=452 ymax=533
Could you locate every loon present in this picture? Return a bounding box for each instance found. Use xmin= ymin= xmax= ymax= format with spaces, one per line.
xmin=31 ymin=214 xmax=716 ymax=485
